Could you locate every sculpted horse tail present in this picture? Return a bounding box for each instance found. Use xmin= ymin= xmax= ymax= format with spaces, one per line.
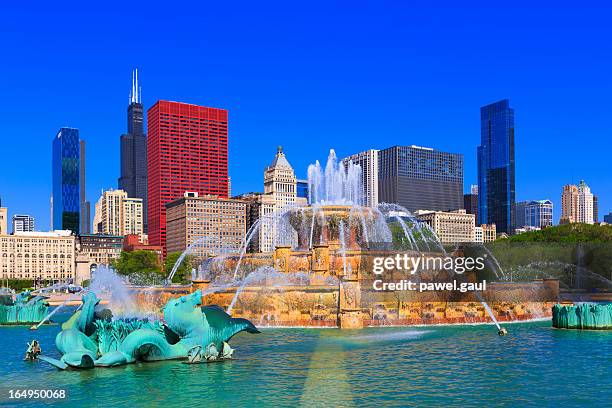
xmin=201 ymin=305 xmax=261 ymax=352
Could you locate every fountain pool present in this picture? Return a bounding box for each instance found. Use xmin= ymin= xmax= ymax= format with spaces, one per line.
xmin=2 ymin=310 xmax=610 ymax=407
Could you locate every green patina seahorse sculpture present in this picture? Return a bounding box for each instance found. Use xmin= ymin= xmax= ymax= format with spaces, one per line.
xmin=40 ymin=290 xmax=259 ymax=369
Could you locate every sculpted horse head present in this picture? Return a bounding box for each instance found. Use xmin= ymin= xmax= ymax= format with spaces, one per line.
xmin=162 ymin=290 xmax=205 ymax=339
xmin=76 ymin=291 xmax=101 ymax=334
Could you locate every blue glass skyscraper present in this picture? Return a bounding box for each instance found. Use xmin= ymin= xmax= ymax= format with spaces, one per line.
xmin=52 ymin=127 xmax=80 ymax=233
xmin=478 ymin=99 xmax=515 ymax=234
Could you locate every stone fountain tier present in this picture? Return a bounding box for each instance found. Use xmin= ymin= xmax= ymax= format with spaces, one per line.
xmin=289 ymin=205 xmax=379 ymax=250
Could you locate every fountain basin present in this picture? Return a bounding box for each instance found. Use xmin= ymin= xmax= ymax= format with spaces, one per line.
xmin=552 ymin=303 xmax=612 ymax=330
xmin=289 ymin=205 xmax=379 ymax=250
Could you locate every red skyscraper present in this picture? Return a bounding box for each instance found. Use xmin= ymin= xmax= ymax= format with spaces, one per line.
xmin=147 ymin=101 xmax=229 ymax=252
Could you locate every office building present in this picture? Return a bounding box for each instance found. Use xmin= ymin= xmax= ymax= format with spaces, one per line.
xmin=165 ymin=192 xmax=246 ymax=258
xmin=524 ymin=200 xmax=553 ymax=228
xmin=342 ymin=149 xmax=379 ymax=207
xmin=52 ymin=127 xmax=81 ymax=233
xmin=481 ymin=224 xmax=497 ymax=242
xmin=237 ymin=192 xmax=276 ymax=253
xmin=0 ymin=230 xmax=75 ymax=281
xmin=12 ymin=214 xmax=35 ymax=233
xmin=604 ymin=213 xmax=612 ymax=224
xmin=515 ymin=201 xmax=528 ymax=228
xmin=77 ymin=234 xmax=123 ymax=269
xmin=93 ymin=189 xmax=143 ymax=236
xmin=593 ymin=195 xmax=598 ymax=223
xmin=464 ymin=184 xmax=479 ymax=224
xmin=240 ymin=148 xmax=306 ymax=253
xmin=123 ymin=234 xmax=163 ymax=263
xmin=147 ymin=101 xmax=229 ymax=253
xmin=478 ymin=99 xmax=516 ymax=234
xmin=119 ymin=69 xmax=148 ymax=232
xmin=414 ymin=209 xmax=475 ymax=244
xmin=378 ymin=145 xmax=463 ymax=212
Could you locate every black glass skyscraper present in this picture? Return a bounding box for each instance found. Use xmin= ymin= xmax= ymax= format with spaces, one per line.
xmin=119 ymin=69 xmax=148 ymax=232
xmin=478 ymin=99 xmax=515 ymax=234
xmin=52 ymin=127 xmax=80 ymax=233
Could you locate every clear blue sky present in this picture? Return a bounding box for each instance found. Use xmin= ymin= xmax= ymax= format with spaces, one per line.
xmin=1 ymin=1 xmax=611 ymax=228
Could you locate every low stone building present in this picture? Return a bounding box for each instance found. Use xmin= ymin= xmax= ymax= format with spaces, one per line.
xmin=414 ymin=209 xmax=476 ymax=244
xmin=0 ymin=230 xmax=75 ymax=281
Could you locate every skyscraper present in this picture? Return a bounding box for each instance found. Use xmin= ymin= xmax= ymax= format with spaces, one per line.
xmin=593 ymin=195 xmax=598 ymax=223
xmin=478 ymin=99 xmax=516 ymax=234
xmin=378 ymin=145 xmax=463 ymax=212
xmin=577 ymin=180 xmax=594 ymax=224
xmin=463 ymin=184 xmax=479 ymax=224
xmin=560 ymin=184 xmax=579 ymax=224
xmin=147 ymin=100 xmax=229 ymax=252
xmin=80 ymin=140 xmax=91 ymax=234
xmin=52 ymin=127 xmax=80 ymax=233
xmin=342 ymin=149 xmax=379 ymax=207
xmin=560 ymin=181 xmax=594 ymax=224
xmin=119 ymin=69 xmax=148 ymax=232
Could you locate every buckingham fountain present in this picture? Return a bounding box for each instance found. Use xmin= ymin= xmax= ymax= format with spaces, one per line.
xmin=153 ymin=149 xmax=560 ymax=329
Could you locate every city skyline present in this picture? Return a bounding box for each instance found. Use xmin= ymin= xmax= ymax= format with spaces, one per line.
xmin=2 ymin=3 xmax=612 ymax=227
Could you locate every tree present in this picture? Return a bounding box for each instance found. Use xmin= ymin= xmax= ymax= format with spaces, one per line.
xmin=164 ymin=252 xmax=195 ymax=284
xmin=112 ymin=250 xmax=162 ymax=277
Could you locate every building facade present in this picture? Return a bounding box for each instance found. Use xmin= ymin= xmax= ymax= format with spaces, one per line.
xmin=414 ymin=209 xmax=475 ymax=244
xmin=93 ymin=189 xmax=143 ymax=236
xmin=0 ymin=206 xmax=8 ymax=235
xmin=165 ymin=192 xmax=246 ymax=258
xmin=561 ymin=181 xmax=594 ymax=224
xmin=463 ymin=184 xmax=479 ymax=224
xmin=236 ymin=192 xmax=277 ymax=253
xmin=12 ymin=215 xmax=35 ymax=233
xmin=604 ymin=213 xmax=612 ymax=224
xmin=378 ymin=145 xmax=463 ymax=213
xmin=515 ymin=201 xmax=528 ymax=228
xmin=524 ymin=200 xmax=553 ymax=228
xmin=52 ymin=127 xmax=81 ymax=233
xmin=478 ymin=99 xmax=516 ymax=234
xmin=593 ymin=195 xmax=598 ymax=223
xmin=560 ymin=184 xmax=578 ymax=224
xmin=481 ymin=224 xmax=497 ymax=242
xmin=119 ymin=69 xmax=148 ymax=232
xmin=296 ymin=179 xmax=309 ymax=201
xmin=577 ymin=180 xmax=594 ymax=224
xmin=77 ymin=234 xmax=123 ymax=269
xmin=342 ymin=149 xmax=379 ymax=207
xmin=0 ymin=231 xmax=75 ymax=281
xmin=147 ymin=100 xmax=229 ymax=253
